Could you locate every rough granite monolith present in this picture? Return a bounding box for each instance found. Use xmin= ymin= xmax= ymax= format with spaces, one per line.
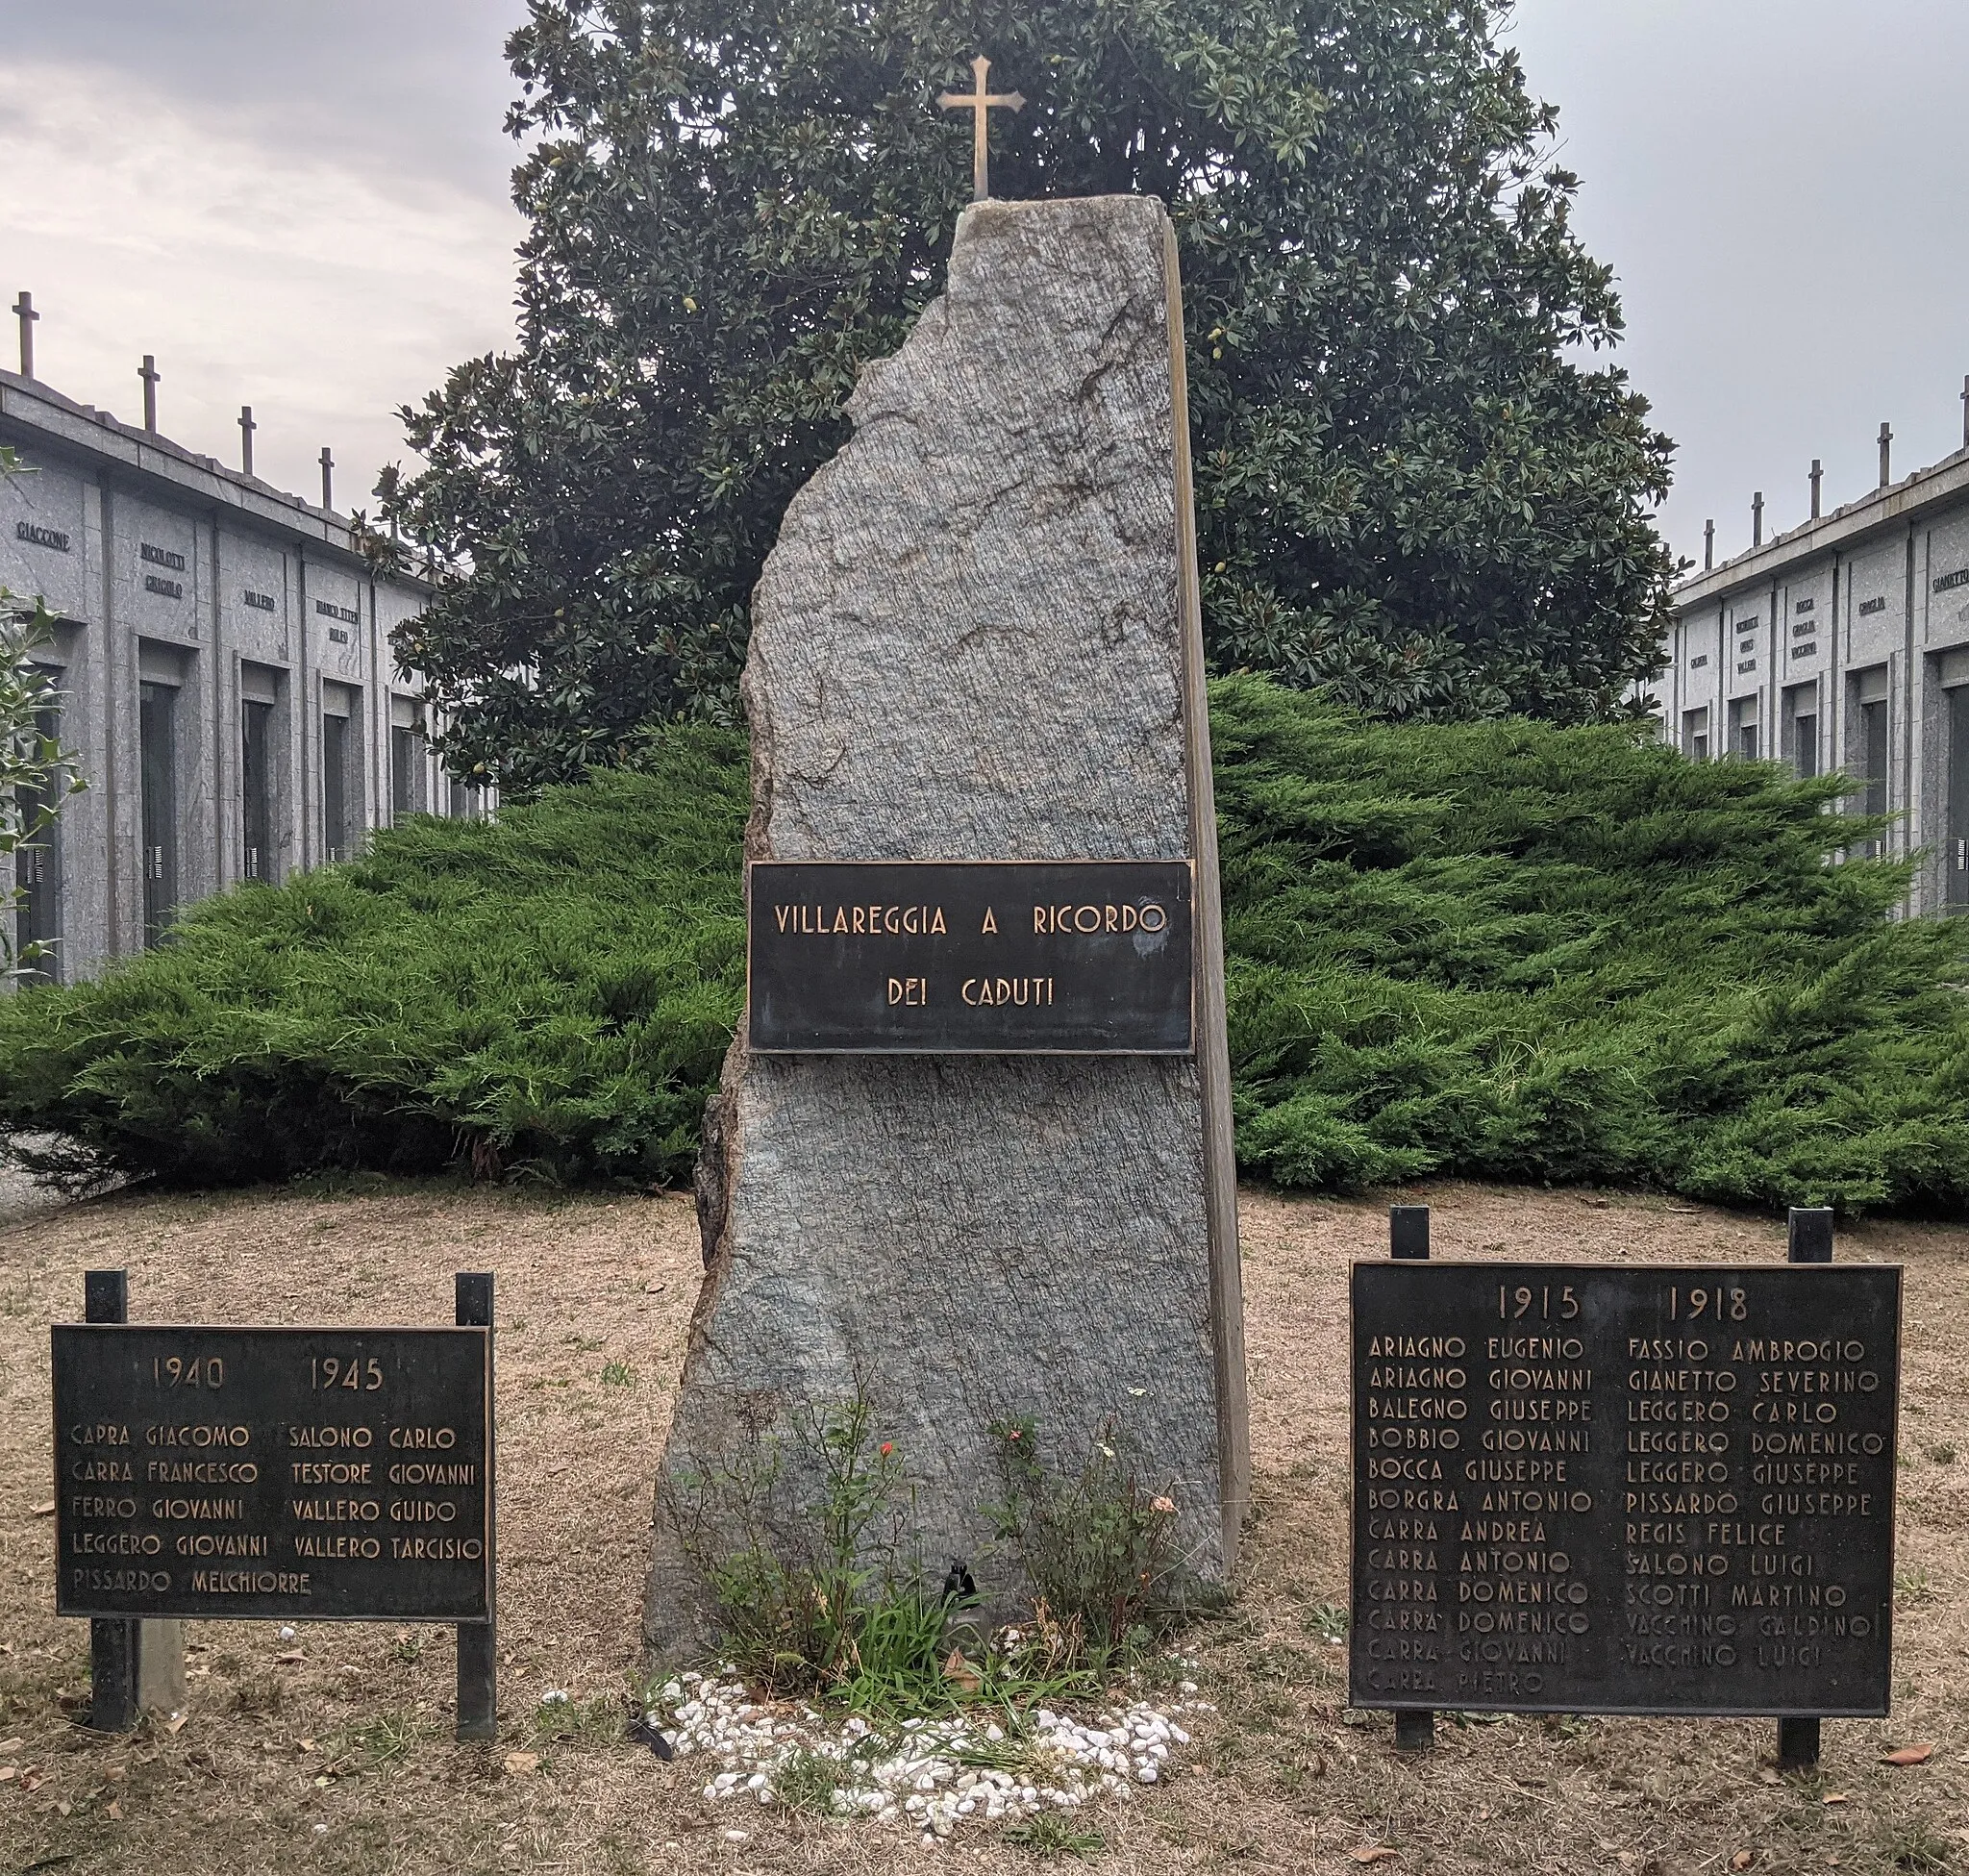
xmin=643 ymin=194 xmax=1245 ymax=1657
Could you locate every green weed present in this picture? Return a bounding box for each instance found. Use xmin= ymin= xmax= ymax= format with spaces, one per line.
xmin=1305 ymin=1601 xmax=1350 ymax=1644
xmin=344 ymin=1710 xmax=422 ymax=1768
xmin=529 ymin=1692 xmax=624 ymax=1746
xmin=984 ymin=1414 xmax=1196 ymax=1663
xmin=1896 ymin=1567 xmax=1935 ymax=1607
xmin=1004 ymin=1814 xmax=1106 ymax=1858
xmin=685 ymin=1399 xmax=1109 ymax=1717
xmin=771 ymin=1746 xmax=843 ymax=1815
xmin=1882 ymin=1815 xmax=1954 ymax=1872
xmin=601 ymin=1361 xmax=635 ymax=1388
xmin=692 ymin=1397 xmax=951 ymax=1707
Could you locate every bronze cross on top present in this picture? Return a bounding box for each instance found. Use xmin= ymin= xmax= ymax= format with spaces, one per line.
xmin=938 ymin=55 xmax=1023 ymax=202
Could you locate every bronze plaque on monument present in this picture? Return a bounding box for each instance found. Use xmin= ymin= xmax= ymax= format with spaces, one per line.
xmin=1350 ymin=1262 xmax=1900 ymax=1716
xmin=54 ymin=1325 xmax=491 ymax=1622
xmin=746 ymin=859 xmax=1194 ymax=1053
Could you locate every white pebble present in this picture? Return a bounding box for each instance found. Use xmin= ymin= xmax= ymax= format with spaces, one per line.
xmin=648 ymin=1665 xmax=1194 ymax=1840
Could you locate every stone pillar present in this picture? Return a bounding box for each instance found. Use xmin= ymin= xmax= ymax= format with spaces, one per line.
xmin=645 ymin=194 xmax=1245 ymax=1656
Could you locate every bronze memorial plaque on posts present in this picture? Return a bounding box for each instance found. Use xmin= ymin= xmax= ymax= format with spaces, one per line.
xmin=1350 ymin=1262 xmax=1900 ymax=1717
xmin=746 ymin=859 xmax=1194 ymax=1053
xmin=54 ymin=1325 xmax=491 ymax=1622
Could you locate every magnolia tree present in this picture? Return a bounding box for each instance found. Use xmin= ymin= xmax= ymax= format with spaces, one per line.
xmin=388 ymin=0 xmax=1679 ymax=795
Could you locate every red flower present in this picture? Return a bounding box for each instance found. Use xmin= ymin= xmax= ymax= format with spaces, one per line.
xmin=879 ymin=1441 xmax=893 ymax=1457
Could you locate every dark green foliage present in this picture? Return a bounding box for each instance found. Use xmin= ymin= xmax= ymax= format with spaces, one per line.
xmin=1213 ymin=675 xmax=1969 ymax=1213
xmin=6 ymin=683 xmax=1968 ymax=1214
xmin=0 ymin=728 xmax=746 ymax=1189
xmin=389 ymin=0 xmax=1674 ymax=794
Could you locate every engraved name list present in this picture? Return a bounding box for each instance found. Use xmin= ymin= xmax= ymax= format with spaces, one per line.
xmin=54 ymin=1324 xmax=492 ymax=1623
xmin=1350 ymin=1262 xmax=1900 ymax=1718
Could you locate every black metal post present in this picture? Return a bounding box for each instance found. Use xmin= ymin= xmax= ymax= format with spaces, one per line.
xmin=1776 ymin=1207 xmax=1832 ymax=1768
xmin=1390 ymin=1204 xmax=1430 ymax=1262
xmin=1777 ymin=1715 xmax=1821 ymax=1769
xmin=84 ymin=1271 xmax=138 ymax=1734
xmin=1388 ymin=1207 xmax=1435 ymax=1751
xmin=1393 ymin=1709 xmax=1436 ymax=1752
xmin=1788 ymin=1206 xmax=1833 ymax=1264
xmin=455 ymin=1272 xmax=497 ymax=1741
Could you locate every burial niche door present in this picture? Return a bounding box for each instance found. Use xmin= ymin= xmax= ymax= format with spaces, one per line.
xmin=321 ymin=702 xmax=355 ymax=863
xmin=241 ymin=698 xmax=275 ymax=882
xmin=1949 ymin=681 xmax=1969 ymax=912
xmin=139 ymin=680 xmax=179 ymax=944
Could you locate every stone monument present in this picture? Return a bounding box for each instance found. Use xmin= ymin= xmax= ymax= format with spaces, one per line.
xmin=644 ymin=192 xmax=1245 ymax=1654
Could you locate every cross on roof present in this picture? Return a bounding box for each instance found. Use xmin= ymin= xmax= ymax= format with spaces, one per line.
xmin=12 ymin=291 xmax=37 ymax=380
xmin=138 ymin=354 xmax=160 ymax=433
xmin=319 ymin=445 xmax=335 ymax=512
xmin=938 ymin=56 xmax=1024 ymax=203
xmin=239 ymin=405 xmax=258 ymax=478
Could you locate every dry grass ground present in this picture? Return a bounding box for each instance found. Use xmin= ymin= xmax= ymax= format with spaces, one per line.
xmin=2 ymin=1177 xmax=1966 ymax=1876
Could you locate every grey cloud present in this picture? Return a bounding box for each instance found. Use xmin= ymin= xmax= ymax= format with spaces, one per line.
xmin=1509 ymin=0 xmax=1969 ymax=567
xmin=0 ymin=0 xmax=530 ymax=197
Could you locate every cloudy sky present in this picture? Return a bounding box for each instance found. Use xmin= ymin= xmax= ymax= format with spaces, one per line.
xmin=1 ymin=1 xmax=1963 ymax=570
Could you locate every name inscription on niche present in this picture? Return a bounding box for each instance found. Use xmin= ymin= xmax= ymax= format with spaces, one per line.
xmin=746 ymin=859 xmax=1193 ymax=1054
xmin=53 ymin=1323 xmax=491 ymax=1622
xmin=1349 ymin=1261 xmax=1899 ymax=1717
xmin=315 ymin=598 xmax=359 ymax=625
xmin=14 ymin=521 xmax=69 ymax=553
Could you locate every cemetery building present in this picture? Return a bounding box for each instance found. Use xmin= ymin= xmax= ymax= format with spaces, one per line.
xmin=2 ymin=361 xmax=476 ymax=982
xmin=1660 ymin=426 xmax=1969 ymax=915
